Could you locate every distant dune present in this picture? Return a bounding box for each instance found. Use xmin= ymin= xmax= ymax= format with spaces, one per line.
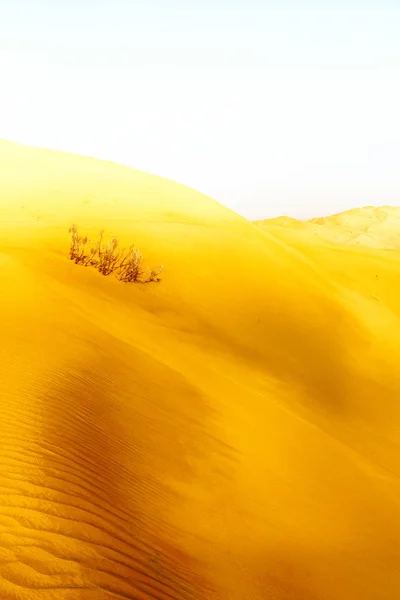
xmin=255 ymin=205 xmax=400 ymax=249
xmin=2 ymin=138 xmax=400 ymax=599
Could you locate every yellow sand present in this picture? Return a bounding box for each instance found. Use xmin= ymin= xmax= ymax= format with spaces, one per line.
xmin=1 ymin=138 xmax=400 ymax=599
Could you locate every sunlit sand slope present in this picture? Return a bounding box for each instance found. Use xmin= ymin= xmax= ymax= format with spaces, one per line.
xmin=2 ymin=139 xmax=400 ymax=599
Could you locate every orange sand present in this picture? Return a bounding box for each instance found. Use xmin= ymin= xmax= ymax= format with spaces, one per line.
xmin=1 ymin=138 xmax=400 ymax=599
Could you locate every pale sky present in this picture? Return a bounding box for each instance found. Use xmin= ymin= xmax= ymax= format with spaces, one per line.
xmin=0 ymin=1 xmax=399 ymax=220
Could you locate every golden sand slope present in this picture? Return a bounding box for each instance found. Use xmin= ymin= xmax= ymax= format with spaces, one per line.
xmin=2 ymin=139 xmax=400 ymax=599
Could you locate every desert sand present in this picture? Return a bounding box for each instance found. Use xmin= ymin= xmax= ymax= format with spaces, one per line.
xmin=1 ymin=138 xmax=400 ymax=599
xmin=256 ymin=206 xmax=400 ymax=249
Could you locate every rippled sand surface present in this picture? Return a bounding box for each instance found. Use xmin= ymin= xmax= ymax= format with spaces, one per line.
xmin=2 ymin=138 xmax=400 ymax=599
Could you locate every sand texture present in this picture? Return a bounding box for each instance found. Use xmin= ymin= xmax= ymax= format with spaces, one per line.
xmin=1 ymin=138 xmax=400 ymax=599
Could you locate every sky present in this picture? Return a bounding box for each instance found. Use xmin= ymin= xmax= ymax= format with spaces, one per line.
xmin=0 ymin=1 xmax=399 ymax=220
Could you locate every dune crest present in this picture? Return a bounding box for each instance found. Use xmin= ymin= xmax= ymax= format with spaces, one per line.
xmin=2 ymin=138 xmax=400 ymax=599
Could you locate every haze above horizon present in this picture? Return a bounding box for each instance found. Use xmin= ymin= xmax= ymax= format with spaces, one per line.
xmin=0 ymin=0 xmax=399 ymax=220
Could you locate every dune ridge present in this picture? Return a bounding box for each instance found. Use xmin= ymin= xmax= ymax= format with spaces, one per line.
xmin=2 ymin=138 xmax=400 ymax=599
xmin=255 ymin=205 xmax=400 ymax=249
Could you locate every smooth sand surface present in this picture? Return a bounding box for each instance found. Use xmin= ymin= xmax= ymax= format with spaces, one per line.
xmin=1 ymin=138 xmax=400 ymax=599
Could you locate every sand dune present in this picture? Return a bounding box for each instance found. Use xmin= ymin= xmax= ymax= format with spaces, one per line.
xmin=255 ymin=205 xmax=400 ymax=249
xmin=1 ymin=138 xmax=400 ymax=599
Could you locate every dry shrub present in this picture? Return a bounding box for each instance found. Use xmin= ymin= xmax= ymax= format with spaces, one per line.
xmin=69 ymin=224 xmax=163 ymax=283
